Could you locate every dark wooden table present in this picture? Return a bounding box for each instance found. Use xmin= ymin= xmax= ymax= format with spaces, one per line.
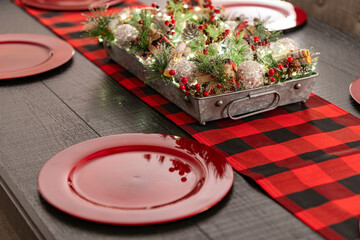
xmin=1 ymin=0 xmax=360 ymax=239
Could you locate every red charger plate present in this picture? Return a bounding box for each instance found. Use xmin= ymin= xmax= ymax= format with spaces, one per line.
xmin=350 ymin=77 xmax=360 ymax=104
xmin=0 ymin=34 xmax=74 ymax=80
xmin=38 ymin=134 xmax=234 ymax=225
xmin=19 ymin=0 xmax=124 ymax=11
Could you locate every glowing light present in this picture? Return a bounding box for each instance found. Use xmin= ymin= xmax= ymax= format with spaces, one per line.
xmin=192 ymin=15 xmax=198 ymax=20
xmin=157 ymin=12 xmax=162 ymax=17
xmin=194 ymin=7 xmax=201 ymax=11
xmin=120 ymin=14 xmax=127 ymax=20
xmin=183 ymin=4 xmax=188 ymax=8
xmin=135 ymin=8 xmax=141 ymax=12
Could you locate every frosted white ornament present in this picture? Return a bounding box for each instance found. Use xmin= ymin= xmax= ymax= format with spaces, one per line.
xmin=237 ymin=61 xmax=264 ymax=89
xmin=114 ymin=24 xmax=138 ymax=48
xmin=272 ymin=38 xmax=297 ymax=55
xmin=174 ymin=59 xmax=197 ymax=83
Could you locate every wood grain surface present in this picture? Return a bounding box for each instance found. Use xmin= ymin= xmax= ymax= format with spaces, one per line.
xmin=0 ymin=0 xmax=359 ymax=239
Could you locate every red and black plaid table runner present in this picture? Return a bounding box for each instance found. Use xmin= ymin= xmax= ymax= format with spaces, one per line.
xmin=14 ymin=1 xmax=360 ymax=239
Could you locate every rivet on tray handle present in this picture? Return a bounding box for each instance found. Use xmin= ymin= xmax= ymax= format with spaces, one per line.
xmin=226 ymin=91 xmax=281 ymax=120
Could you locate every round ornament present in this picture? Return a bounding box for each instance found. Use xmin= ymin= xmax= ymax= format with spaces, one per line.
xmin=272 ymin=38 xmax=297 ymax=55
xmin=174 ymin=59 xmax=197 ymax=83
xmin=114 ymin=24 xmax=138 ymax=48
xmin=237 ymin=61 xmax=264 ymax=89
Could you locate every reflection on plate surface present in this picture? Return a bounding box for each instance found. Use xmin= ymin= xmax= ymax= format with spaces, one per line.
xmin=213 ymin=0 xmax=306 ymax=31
xmin=38 ymin=134 xmax=233 ymax=225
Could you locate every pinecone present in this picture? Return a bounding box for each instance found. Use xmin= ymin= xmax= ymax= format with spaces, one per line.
xmin=287 ymin=60 xmax=301 ymax=75
xmin=182 ymin=23 xmax=199 ymax=41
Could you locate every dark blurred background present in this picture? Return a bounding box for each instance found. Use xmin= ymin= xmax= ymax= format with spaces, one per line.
xmin=289 ymin=0 xmax=360 ymax=37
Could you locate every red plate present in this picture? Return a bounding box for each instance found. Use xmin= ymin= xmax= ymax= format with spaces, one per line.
xmin=350 ymin=77 xmax=360 ymax=104
xmin=19 ymin=0 xmax=124 ymax=11
xmin=0 ymin=34 xmax=74 ymax=80
xmin=38 ymin=134 xmax=234 ymax=225
xmin=215 ymin=0 xmax=307 ymax=31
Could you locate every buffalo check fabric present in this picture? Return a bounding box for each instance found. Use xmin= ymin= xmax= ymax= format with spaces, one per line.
xmin=15 ymin=1 xmax=360 ymax=239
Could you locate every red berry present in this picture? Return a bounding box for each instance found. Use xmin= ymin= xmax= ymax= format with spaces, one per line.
xmin=169 ymin=69 xmax=175 ymax=75
xmin=270 ymin=77 xmax=276 ymax=82
xmin=284 ymin=63 xmax=289 ymax=68
xmin=165 ymin=20 xmax=170 ymax=26
xmin=179 ymin=84 xmax=185 ymax=90
xmin=205 ymin=40 xmax=209 ymax=45
xmin=217 ymin=83 xmax=222 ymax=88
xmin=151 ymin=3 xmax=156 ymax=7
xmin=138 ymin=20 xmax=143 ymax=24
xmin=210 ymin=74 xmax=215 ymax=79
xmin=171 ymin=31 xmax=175 ymax=35
xmin=210 ymin=15 xmax=215 ymax=22
xmin=278 ymin=64 xmax=283 ymax=70
xmin=184 ymin=90 xmax=190 ymax=95
xmin=287 ymin=56 xmax=294 ymax=63
xmin=136 ymin=36 xmax=140 ymax=41
xmin=268 ymin=68 xmax=275 ymax=75
xmin=214 ymin=9 xmax=220 ymax=14
xmin=195 ymin=83 xmax=201 ymax=90
xmin=253 ymin=36 xmax=259 ymax=42
xmin=262 ymin=42 xmax=266 ymax=46
xmin=171 ymin=19 xmax=176 ymax=24
xmin=168 ymin=13 xmax=172 ymax=17
xmin=203 ymin=91 xmax=209 ymax=97
xmin=210 ymin=5 xmax=214 ymax=10
xmin=181 ymin=77 xmax=188 ymax=83
xmin=251 ymin=45 xmax=256 ymax=51
xmin=198 ymin=25 xmax=204 ymax=30
xmin=225 ymin=29 xmax=230 ymax=35
xmin=203 ymin=49 xmax=208 ymax=55
xmin=245 ymin=21 xmax=248 ymax=24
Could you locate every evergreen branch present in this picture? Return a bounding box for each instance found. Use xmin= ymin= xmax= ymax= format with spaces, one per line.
xmin=145 ymin=44 xmax=174 ymax=83
xmin=83 ymin=6 xmax=114 ymax=42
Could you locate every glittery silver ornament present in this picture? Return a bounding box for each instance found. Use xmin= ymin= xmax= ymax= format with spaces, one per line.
xmin=272 ymin=38 xmax=297 ymax=55
xmin=237 ymin=61 xmax=264 ymax=89
xmin=173 ymin=59 xmax=197 ymax=83
xmin=114 ymin=24 xmax=138 ymax=48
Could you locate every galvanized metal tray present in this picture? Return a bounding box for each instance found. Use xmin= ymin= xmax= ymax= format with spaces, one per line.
xmin=105 ymin=42 xmax=319 ymax=125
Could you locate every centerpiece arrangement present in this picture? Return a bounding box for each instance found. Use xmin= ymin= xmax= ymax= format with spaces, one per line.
xmin=85 ymin=0 xmax=319 ymax=124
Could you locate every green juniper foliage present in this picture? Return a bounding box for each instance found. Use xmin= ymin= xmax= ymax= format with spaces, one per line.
xmin=129 ymin=10 xmax=153 ymax=53
xmin=145 ymin=44 xmax=174 ymax=83
xmin=83 ymin=7 xmax=114 ymax=42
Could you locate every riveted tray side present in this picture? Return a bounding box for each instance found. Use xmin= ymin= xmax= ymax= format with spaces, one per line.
xmin=105 ymin=43 xmax=318 ymax=124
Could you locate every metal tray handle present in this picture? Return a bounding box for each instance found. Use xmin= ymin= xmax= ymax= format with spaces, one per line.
xmin=226 ymin=91 xmax=281 ymax=120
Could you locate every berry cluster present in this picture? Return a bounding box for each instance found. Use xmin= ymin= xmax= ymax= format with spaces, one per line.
xmin=265 ymin=57 xmax=294 ymax=83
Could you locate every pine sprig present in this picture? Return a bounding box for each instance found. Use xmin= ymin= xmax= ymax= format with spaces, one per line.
xmin=192 ymin=45 xmax=227 ymax=82
xmin=187 ymin=33 xmax=206 ymax=52
xmin=145 ymin=44 xmax=174 ymax=83
xmin=222 ymin=33 xmax=251 ymax=65
xmin=253 ymin=17 xmax=282 ymax=42
xmin=83 ymin=6 xmax=114 ymax=42
xmin=129 ymin=10 xmax=152 ymax=52
xmin=166 ymin=0 xmax=184 ymax=12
